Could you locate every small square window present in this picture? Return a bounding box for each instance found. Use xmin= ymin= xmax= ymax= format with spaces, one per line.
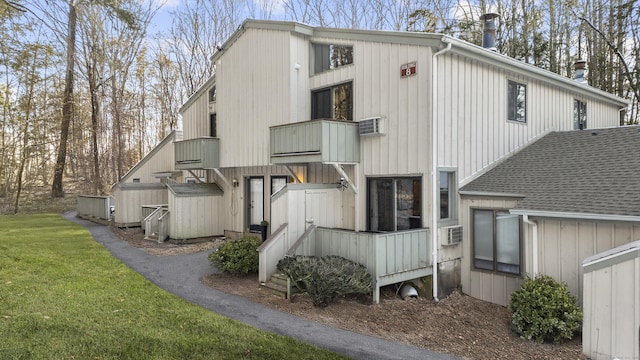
xmin=132 ymin=178 xmax=140 ymax=183
xmin=507 ymin=80 xmax=526 ymax=123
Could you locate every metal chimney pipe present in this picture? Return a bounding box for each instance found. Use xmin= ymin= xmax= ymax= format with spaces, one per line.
xmin=574 ymin=60 xmax=587 ymax=83
xmin=479 ymin=13 xmax=499 ymax=52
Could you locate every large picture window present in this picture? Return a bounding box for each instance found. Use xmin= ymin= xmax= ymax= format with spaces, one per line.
xmin=507 ymin=80 xmax=526 ymax=123
xmin=473 ymin=209 xmax=521 ymax=275
xmin=311 ymin=82 xmax=352 ymax=121
xmin=367 ymin=177 xmax=421 ymax=232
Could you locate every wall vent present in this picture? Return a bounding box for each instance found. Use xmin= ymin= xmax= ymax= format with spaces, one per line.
xmin=358 ymin=117 xmax=384 ymax=136
xmin=442 ymin=225 xmax=463 ymax=245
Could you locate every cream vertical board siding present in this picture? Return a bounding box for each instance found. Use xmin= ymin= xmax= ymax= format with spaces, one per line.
xmin=207 ymin=165 xmax=306 ymax=234
xmin=437 ymin=53 xmax=622 ymax=185
xmin=537 ymin=218 xmax=640 ymax=304
xmin=460 ymin=196 xmax=524 ymax=306
xmin=181 ymin=87 xmax=211 ymax=141
xmin=113 ymin=185 xmax=167 ymax=227
xmin=119 ymin=131 xmax=180 ymax=183
xmin=216 ymin=28 xmax=293 ymax=167
xmin=583 ymin=242 xmax=640 ymax=360
xmin=168 ymin=193 xmax=224 ymax=239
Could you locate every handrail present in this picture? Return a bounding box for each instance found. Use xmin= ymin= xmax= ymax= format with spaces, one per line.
xmin=257 ymin=222 xmax=288 ymax=252
xmin=286 ymin=225 xmax=316 ymax=257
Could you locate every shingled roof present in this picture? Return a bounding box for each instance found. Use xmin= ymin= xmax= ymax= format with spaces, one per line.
xmin=460 ymin=126 xmax=640 ymax=220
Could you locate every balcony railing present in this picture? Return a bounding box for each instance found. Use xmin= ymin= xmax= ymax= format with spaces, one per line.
xmin=174 ymin=137 xmax=220 ymax=170
xmin=270 ymin=119 xmax=360 ymax=164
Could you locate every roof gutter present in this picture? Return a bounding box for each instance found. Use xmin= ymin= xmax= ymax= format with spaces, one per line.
xmin=510 ymin=209 xmax=640 ymax=222
xmin=431 ymin=38 xmax=453 ymax=302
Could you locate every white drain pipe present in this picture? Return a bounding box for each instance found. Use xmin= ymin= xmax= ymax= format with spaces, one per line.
xmin=431 ymin=39 xmax=452 ymax=302
xmin=522 ymin=215 xmax=539 ymax=276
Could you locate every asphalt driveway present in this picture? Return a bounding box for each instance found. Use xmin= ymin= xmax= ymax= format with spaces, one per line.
xmin=66 ymin=212 xmax=458 ymax=360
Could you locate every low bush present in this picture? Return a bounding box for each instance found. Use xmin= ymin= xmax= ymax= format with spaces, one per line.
xmin=277 ymin=255 xmax=373 ymax=307
xmin=509 ymin=274 xmax=582 ymax=343
xmin=208 ymin=235 xmax=262 ymax=274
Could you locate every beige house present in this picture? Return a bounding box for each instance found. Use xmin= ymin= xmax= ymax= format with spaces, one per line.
xmin=459 ymin=126 xmax=640 ymax=306
xmin=115 ymin=19 xmax=629 ymax=303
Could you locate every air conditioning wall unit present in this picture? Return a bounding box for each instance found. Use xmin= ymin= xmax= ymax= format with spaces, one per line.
xmin=358 ymin=117 xmax=384 ymax=136
xmin=441 ymin=225 xmax=463 ymax=246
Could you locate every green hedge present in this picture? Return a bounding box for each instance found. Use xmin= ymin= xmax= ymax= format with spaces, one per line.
xmin=208 ymin=236 xmax=262 ymax=274
xmin=509 ymin=275 xmax=582 ymax=343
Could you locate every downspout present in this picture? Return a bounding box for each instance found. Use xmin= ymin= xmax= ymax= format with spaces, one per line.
xmin=431 ymin=39 xmax=453 ymax=302
xmin=522 ymin=215 xmax=539 ymax=276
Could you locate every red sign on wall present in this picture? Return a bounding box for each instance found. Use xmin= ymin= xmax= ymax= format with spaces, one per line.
xmin=401 ymin=62 xmax=417 ymax=77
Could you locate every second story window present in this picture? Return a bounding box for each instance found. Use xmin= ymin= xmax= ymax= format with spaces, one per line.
xmin=507 ymin=80 xmax=526 ymax=123
xmin=311 ymin=82 xmax=352 ymax=120
xmin=209 ymin=113 xmax=217 ymax=137
xmin=312 ymin=43 xmax=353 ymax=75
xmin=208 ymin=86 xmax=216 ymax=102
xmin=574 ymin=99 xmax=587 ymax=130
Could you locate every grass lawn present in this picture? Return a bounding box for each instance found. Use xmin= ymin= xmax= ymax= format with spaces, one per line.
xmin=0 ymin=214 xmax=349 ymax=359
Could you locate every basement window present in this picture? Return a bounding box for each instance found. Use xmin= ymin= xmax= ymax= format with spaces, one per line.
xmin=507 ymin=80 xmax=526 ymax=123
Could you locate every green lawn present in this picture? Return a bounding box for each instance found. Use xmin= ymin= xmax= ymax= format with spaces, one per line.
xmin=0 ymin=214 xmax=349 ymax=359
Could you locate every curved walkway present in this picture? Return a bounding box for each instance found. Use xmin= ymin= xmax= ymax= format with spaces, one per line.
xmin=66 ymin=212 xmax=458 ymax=360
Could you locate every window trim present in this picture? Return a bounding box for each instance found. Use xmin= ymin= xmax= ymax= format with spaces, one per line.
xmin=471 ymin=208 xmax=523 ymax=276
xmin=573 ymin=99 xmax=587 ymax=130
xmin=507 ymin=79 xmax=527 ymax=124
xmin=438 ymin=167 xmax=458 ymax=226
xmin=366 ymin=176 xmax=422 ymax=232
xmin=311 ymin=81 xmax=353 ymax=121
xmin=310 ymin=42 xmax=354 ymax=75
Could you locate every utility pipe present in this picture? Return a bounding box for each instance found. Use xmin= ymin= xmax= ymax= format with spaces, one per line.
xmin=431 ymin=39 xmax=453 ymax=302
xmin=522 ymin=214 xmax=539 ymax=276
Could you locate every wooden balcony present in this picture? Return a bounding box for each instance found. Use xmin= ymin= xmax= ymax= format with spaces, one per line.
xmin=270 ymin=119 xmax=360 ymax=164
xmin=174 ymin=137 xmax=219 ymax=170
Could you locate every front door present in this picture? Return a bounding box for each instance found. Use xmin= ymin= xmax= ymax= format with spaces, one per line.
xmin=247 ymin=177 xmax=264 ymax=229
xmin=304 ymin=190 xmax=330 ymax=230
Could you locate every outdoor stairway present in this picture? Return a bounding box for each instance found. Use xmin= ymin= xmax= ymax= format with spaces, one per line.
xmin=260 ymin=273 xmax=294 ymax=299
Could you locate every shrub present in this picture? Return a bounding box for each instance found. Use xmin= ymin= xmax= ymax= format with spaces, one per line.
xmin=277 ymin=255 xmax=373 ymax=307
xmin=509 ymin=274 xmax=582 ymax=343
xmin=208 ymin=236 xmax=262 ymax=274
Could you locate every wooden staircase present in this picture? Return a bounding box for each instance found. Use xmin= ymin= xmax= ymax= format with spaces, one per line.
xmin=260 ymin=273 xmax=296 ymax=299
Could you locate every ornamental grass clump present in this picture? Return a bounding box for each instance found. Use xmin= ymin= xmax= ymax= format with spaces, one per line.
xmin=208 ymin=235 xmax=262 ymax=274
xmin=277 ymin=255 xmax=373 ymax=308
xmin=509 ymin=274 xmax=582 ymax=343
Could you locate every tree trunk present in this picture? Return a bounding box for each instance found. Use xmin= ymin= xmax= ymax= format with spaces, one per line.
xmin=51 ymin=2 xmax=76 ymax=198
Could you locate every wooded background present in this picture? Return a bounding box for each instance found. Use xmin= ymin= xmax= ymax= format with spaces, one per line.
xmin=1 ymin=0 xmax=638 ymax=213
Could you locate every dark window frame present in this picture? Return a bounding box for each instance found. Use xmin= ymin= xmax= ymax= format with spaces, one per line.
xmin=366 ymin=176 xmax=422 ymax=232
xmin=507 ymin=80 xmax=527 ymax=123
xmin=311 ymin=81 xmax=353 ymax=121
xmin=209 ymin=113 xmax=217 ymax=138
xmin=311 ymin=43 xmax=354 ymax=75
xmin=574 ymin=99 xmax=587 ymax=130
xmin=472 ymin=208 xmax=523 ymax=276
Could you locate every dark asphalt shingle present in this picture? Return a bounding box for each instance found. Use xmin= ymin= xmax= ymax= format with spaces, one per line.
xmin=460 ymin=126 xmax=640 ymax=217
